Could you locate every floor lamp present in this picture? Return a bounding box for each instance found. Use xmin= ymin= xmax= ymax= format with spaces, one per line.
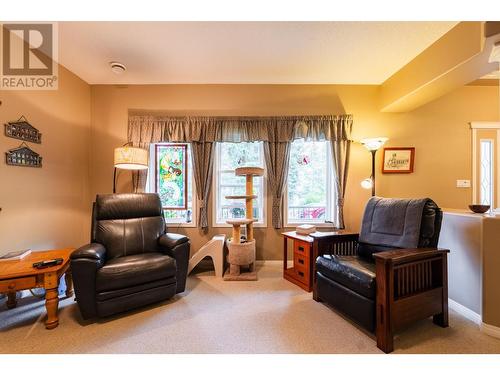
xmin=113 ymin=143 xmax=149 ymax=193
xmin=360 ymin=137 xmax=388 ymax=196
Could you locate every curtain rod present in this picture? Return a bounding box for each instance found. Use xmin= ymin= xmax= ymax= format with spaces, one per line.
xmin=128 ymin=113 xmax=352 ymax=121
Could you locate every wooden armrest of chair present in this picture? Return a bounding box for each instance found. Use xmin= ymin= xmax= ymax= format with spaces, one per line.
xmin=373 ymin=248 xmax=449 ymax=265
xmin=374 ymin=247 xmax=450 ymax=353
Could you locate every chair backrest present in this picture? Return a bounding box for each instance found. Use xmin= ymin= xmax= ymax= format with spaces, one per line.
xmin=357 ymin=197 xmax=442 ymax=260
xmin=92 ymin=193 xmax=166 ymax=260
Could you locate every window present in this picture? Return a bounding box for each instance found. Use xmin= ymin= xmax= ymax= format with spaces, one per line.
xmin=213 ymin=142 xmax=266 ymax=226
xmin=148 ymin=143 xmax=196 ymax=226
xmin=480 ymin=139 xmax=494 ymax=206
xmin=285 ymin=139 xmax=335 ymax=226
xmin=471 ymin=123 xmax=500 ymax=212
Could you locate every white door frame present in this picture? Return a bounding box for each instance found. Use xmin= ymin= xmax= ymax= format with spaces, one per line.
xmin=470 ymin=122 xmax=500 ymax=210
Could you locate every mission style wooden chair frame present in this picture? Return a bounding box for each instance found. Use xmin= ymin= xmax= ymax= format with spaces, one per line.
xmin=311 ymin=232 xmax=449 ymax=353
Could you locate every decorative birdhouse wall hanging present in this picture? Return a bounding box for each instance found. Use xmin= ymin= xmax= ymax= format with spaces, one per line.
xmin=4 ymin=116 xmax=42 ymax=144
xmin=5 ymin=142 xmax=43 ymax=168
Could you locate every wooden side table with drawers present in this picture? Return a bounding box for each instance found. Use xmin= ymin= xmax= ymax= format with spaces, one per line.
xmin=282 ymin=231 xmax=315 ymax=292
xmin=282 ymin=230 xmax=355 ymax=292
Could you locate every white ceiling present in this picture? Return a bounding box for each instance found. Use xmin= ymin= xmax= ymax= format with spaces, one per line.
xmin=58 ymin=22 xmax=457 ymax=85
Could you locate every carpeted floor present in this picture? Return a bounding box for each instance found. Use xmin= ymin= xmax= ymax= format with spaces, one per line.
xmin=1 ymin=261 xmax=499 ymax=354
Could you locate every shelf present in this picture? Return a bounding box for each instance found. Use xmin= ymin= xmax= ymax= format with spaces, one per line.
xmin=226 ymin=218 xmax=257 ymax=225
xmin=235 ymin=167 xmax=265 ymax=176
xmin=225 ymin=195 xmax=258 ymax=200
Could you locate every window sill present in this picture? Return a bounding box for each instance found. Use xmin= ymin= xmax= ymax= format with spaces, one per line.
xmin=165 ymin=222 xmax=197 ymax=228
xmin=284 ymin=222 xmax=337 ymax=229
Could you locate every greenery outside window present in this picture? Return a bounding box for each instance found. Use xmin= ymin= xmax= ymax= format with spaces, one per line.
xmin=285 ymin=139 xmax=336 ymax=226
xmin=213 ymin=142 xmax=266 ymax=227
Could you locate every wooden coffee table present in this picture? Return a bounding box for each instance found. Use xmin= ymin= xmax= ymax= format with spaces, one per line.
xmin=0 ymin=248 xmax=74 ymax=329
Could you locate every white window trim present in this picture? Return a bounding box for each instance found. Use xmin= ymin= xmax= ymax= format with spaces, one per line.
xmin=147 ymin=143 xmax=197 ymax=228
xmin=470 ymin=122 xmax=500 ymax=213
xmin=212 ymin=142 xmax=267 ymax=228
xmin=283 ymin=141 xmax=337 ymax=228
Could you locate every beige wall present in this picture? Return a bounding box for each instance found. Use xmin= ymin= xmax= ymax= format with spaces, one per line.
xmin=90 ymin=84 xmax=499 ymax=259
xmin=0 ymin=66 xmax=91 ymax=255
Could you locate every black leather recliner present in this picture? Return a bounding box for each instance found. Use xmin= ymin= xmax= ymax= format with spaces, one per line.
xmin=313 ymin=197 xmax=448 ymax=352
xmin=70 ymin=193 xmax=190 ymax=319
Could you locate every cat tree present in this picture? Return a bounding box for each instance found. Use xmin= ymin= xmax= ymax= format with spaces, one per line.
xmin=224 ymin=166 xmax=264 ymax=281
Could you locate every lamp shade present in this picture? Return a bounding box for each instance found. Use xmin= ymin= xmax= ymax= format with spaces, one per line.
xmin=114 ymin=146 xmax=148 ymax=170
xmin=361 ymin=178 xmax=374 ymax=190
xmin=360 ymin=137 xmax=389 ymax=151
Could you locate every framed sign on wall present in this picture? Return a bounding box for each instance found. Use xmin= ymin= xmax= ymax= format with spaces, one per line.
xmin=155 ymin=144 xmax=188 ymax=209
xmin=382 ymin=147 xmax=415 ymax=173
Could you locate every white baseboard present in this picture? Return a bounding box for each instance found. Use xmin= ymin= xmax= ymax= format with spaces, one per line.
xmin=481 ymin=322 xmax=500 ymax=339
xmin=448 ymin=298 xmax=482 ymax=325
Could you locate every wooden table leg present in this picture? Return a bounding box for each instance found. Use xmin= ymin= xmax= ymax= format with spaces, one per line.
xmin=44 ymin=288 xmax=59 ymax=329
xmin=6 ymin=291 xmax=17 ymax=309
xmin=65 ymin=269 xmax=73 ymax=298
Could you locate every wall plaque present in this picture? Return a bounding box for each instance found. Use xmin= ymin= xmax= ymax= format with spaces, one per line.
xmin=4 ymin=116 xmax=42 ymax=144
xmin=5 ymin=143 xmax=42 ymax=168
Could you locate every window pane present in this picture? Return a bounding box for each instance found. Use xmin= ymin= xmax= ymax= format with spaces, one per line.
xmin=154 ymin=143 xmax=193 ymax=223
xmin=220 ymin=142 xmax=262 ymax=170
xmin=287 ymin=139 xmax=328 ymax=223
xmin=480 ymin=140 xmax=493 ymax=206
xmin=216 ymin=142 xmax=264 ymax=224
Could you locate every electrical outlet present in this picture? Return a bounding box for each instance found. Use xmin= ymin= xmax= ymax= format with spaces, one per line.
xmin=456 ymin=180 xmax=471 ymax=188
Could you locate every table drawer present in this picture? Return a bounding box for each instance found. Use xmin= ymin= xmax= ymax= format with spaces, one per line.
xmin=293 ymin=240 xmax=310 ymax=256
xmin=293 ymin=267 xmax=309 ymax=284
xmin=294 ymin=251 xmax=310 ymax=270
xmin=0 ymin=276 xmax=36 ymax=292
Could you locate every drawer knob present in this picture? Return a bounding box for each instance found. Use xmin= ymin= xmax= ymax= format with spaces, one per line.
xmin=8 ymin=283 xmax=15 ymax=290
xmin=298 ymin=259 xmax=304 ymax=265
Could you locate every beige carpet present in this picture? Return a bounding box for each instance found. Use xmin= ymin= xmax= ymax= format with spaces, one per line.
xmin=1 ymin=261 xmax=499 ymax=354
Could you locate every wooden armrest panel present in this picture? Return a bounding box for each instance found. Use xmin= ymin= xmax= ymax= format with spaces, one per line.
xmin=373 ymin=248 xmax=449 ymax=265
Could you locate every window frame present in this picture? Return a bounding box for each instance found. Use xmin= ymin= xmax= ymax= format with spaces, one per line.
xmin=283 ymin=140 xmax=337 ymax=228
xmin=212 ymin=142 xmax=267 ymax=228
xmin=471 ymin=121 xmax=500 ymax=213
xmin=147 ymin=142 xmax=197 ymax=227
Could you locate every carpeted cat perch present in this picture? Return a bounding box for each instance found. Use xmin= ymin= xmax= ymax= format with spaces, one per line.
xmin=223 ymin=167 xmax=264 ymax=281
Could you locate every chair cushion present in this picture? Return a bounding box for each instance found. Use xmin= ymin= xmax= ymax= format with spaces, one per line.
xmin=96 ymin=253 xmax=176 ymax=292
xmin=316 ymin=255 xmax=376 ymax=300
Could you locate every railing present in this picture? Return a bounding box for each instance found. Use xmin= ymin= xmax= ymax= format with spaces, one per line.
xmin=219 ymin=206 xmax=260 ymax=220
xmin=288 ymin=205 xmax=326 ymax=220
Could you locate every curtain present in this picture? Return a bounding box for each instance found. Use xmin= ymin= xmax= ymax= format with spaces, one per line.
xmin=131 ymin=169 xmax=148 ymax=193
xmin=128 ymin=114 xmax=353 ymax=229
xmin=328 ymin=116 xmax=353 ymax=229
xmin=191 ymin=141 xmax=215 ymax=229
xmin=263 ymin=118 xmax=295 ymax=228
xmin=264 ymin=142 xmax=291 ymax=228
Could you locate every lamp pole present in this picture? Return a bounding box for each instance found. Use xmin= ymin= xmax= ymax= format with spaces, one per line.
xmin=360 ymin=137 xmax=388 ymax=197
xmin=370 ymin=149 xmax=376 ymax=197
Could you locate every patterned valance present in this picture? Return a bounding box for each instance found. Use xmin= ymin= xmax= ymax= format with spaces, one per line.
xmin=128 ymin=114 xmax=352 ymax=146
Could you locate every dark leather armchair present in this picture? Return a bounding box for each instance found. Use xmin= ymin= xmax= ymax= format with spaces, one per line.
xmin=312 ymin=197 xmax=449 ymax=353
xmin=70 ymin=193 xmax=190 ymax=319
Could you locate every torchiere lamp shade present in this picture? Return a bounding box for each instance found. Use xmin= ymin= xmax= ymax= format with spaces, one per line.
xmin=360 ymin=137 xmax=388 ymax=151
xmin=114 ymin=146 xmax=148 ymax=170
